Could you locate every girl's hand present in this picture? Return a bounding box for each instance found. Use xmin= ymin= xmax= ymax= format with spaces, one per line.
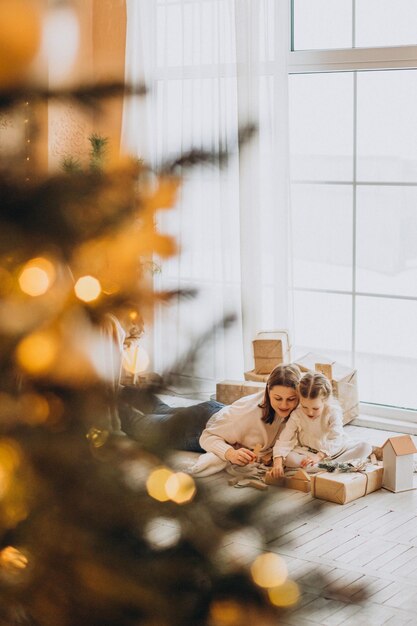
xmin=225 ymin=447 xmax=257 ymax=466
xmin=267 ymin=458 xmax=285 ymax=479
xmin=300 ymin=456 xmax=314 ymax=467
xmin=300 ymin=452 xmax=324 ymax=467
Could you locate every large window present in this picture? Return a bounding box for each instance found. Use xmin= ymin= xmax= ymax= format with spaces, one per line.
xmin=289 ymin=1 xmax=417 ymax=414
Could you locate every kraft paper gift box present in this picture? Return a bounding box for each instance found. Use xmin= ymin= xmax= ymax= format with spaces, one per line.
xmin=216 ymin=380 xmax=266 ymax=405
xmin=244 ymin=369 xmax=269 ymax=383
xmin=294 ymin=352 xmax=359 ymax=425
xmin=253 ymin=330 xmax=291 ymax=375
xmin=310 ymin=465 xmax=383 ymax=504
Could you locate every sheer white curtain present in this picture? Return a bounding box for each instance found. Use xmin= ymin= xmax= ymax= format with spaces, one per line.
xmin=123 ymin=0 xmax=292 ymax=388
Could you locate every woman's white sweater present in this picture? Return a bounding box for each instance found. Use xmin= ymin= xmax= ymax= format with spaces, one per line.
xmin=273 ymin=402 xmax=348 ymax=459
xmin=199 ymin=391 xmax=286 ymax=460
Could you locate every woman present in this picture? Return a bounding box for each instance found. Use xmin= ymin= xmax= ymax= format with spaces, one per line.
xmin=119 ymin=364 xmax=301 ymax=476
xmin=191 ymin=364 xmax=301 ymax=476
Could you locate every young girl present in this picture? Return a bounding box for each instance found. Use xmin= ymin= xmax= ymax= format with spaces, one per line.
xmin=269 ymin=371 xmax=372 ymax=479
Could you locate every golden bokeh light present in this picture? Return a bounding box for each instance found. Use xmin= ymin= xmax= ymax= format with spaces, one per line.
xmin=86 ymin=428 xmax=109 ymax=449
xmin=74 ymin=275 xmax=102 ymax=302
xmin=209 ymin=600 xmax=245 ymax=626
xmin=19 ymin=393 xmax=50 ymax=425
xmin=267 ymin=579 xmax=300 ymax=607
xmin=0 ymin=439 xmax=22 ymax=473
xmin=250 ymin=553 xmax=288 ymax=589
xmin=19 ymin=266 xmax=49 ymax=296
xmin=18 ymin=257 xmax=55 ymax=297
xmin=146 ymin=467 xmax=174 ymax=502
xmin=0 ymin=546 xmax=28 ymax=572
xmin=16 ymin=331 xmax=57 ymax=374
xmin=165 ymin=472 xmax=196 ymax=505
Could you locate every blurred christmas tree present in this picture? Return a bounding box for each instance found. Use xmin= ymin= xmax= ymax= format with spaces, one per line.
xmin=0 ymin=2 xmax=355 ymax=626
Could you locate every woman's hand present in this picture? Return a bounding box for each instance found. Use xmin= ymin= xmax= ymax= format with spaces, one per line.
xmin=225 ymin=447 xmax=257 ymax=466
xmin=267 ymin=458 xmax=285 ymax=479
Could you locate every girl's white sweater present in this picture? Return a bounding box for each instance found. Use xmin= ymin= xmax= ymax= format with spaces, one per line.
xmin=273 ymin=402 xmax=348 ymax=459
xmin=199 ymin=391 xmax=286 ymax=460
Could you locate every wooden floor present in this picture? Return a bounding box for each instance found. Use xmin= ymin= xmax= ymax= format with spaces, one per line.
xmin=160 ymin=396 xmax=417 ymax=624
xmin=174 ymin=417 xmax=417 ymax=626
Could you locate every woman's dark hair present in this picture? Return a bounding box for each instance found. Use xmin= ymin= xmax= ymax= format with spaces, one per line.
xmin=259 ymin=363 xmax=301 ymax=424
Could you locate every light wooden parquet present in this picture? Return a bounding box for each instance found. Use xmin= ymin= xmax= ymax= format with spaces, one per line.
xmin=162 ymin=396 xmax=417 ymax=624
xmin=196 ymin=424 xmax=417 ymax=625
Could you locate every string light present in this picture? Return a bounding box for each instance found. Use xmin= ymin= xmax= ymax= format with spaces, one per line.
xmin=16 ymin=331 xmax=57 ymax=374
xmin=146 ymin=467 xmax=173 ymax=502
xmin=74 ymin=276 xmax=102 ymax=302
xmin=23 ymin=99 xmax=32 ymax=183
xmin=267 ymin=580 xmax=300 ymax=607
xmin=165 ymin=472 xmax=196 ymax=504
xmin=18 ymin=257 xmax=55 ymax=297
xmin=250 ymin=553 xmax=288 ymax=589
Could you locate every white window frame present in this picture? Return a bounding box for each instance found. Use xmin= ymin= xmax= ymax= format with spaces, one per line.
xmin=288 ymin=4 xmax=417 ymax=431
xmin=289 ymin=45 xmax=417 ymax=74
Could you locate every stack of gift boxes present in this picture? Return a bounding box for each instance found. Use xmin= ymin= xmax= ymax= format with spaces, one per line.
xmin=216 ymin=331 xmax=359 ymax=426
xmin=216 ymin=331 xmax=291 ymax=404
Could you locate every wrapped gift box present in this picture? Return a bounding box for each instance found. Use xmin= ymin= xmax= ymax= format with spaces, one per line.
xmin=310 ymin=465 xmax=383 ymax=504
xmin=216 ymin=380 xmax=265 ymax=405
xmin=253 ymin=330 xmax=291 ymax=375
xmin=294 ymin=353 xmax=359 ymax=425
xmin=244 ymin=369 xmax=269 ymax=383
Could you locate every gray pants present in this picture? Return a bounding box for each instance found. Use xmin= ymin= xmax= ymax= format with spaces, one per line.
xmin=285 ymin=440 xmax=373 ymax=470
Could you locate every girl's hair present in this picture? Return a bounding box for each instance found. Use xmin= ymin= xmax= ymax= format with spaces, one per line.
xmin=259 ymin=364 xmax=301 ymax=424
xmin=298 ymin=371 xmax=332 ymax=401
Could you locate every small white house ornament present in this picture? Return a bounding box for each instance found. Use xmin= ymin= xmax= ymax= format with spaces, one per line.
xmin=382 ymin=435 xmax=417 ymax=493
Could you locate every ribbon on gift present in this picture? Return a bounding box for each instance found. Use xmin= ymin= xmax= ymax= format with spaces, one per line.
xmin=310 ymin=462 xmax=383 ymax=504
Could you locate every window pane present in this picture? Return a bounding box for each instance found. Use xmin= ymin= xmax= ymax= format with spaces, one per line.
xmin=289 ymin=73 xmax=354 ymax=181
xmin=357 ymin=186 xmax=417 ymax=298
xmin=357 ymin=70 xmax=417 ymax=183
xmin=356 ymin=0 xmax=417 ymax=48
xmin=293 ymin=292 xmax=352 ymax=354
xmin=292 ymin=184 xmax=353 ymax=291
xmin=356 ymin=296 xmax=417 ymax=409
xmin=293 ymin=0 xmax=352 ymax=50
